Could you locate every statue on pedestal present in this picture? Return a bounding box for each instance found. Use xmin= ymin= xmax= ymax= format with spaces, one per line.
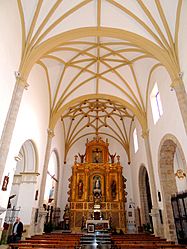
xmin=111 ymin=180 xmax=117 ymax=199
xmin=78 ymin=153 xmax=86 ymax=163
xmin=63 ymin=204 xmax=70 ymax=230
xmin=93 ymin=176 xmax=101 ymax=198
xmin=109 ymin=152 xmax=116 ymax=163
xmin=78 ymin=179 xmax=83 ymax=198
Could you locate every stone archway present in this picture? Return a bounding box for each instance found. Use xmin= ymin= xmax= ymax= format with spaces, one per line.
xmin=139 ymin=165 xmax=153 ymax=231
xmin=158 ymin=135 xmax=178 ymax=241
xmin=5 ymin=140 xmax=39 ymax=238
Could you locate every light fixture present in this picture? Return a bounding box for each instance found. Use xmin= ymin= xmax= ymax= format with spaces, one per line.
xmin=175 ymin=149 xmax=186 ymax=179
xmin=175 ymin=169 xmax=186 ymax=179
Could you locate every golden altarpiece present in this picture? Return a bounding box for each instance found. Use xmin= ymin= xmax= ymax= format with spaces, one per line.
xmin=67 ymin=137 xmax=127 ymax=232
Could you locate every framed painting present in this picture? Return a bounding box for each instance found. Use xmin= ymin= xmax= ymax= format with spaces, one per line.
xmin=88 ymin=224 xmax=95 ymax=233
xmin=2 ymin=175 xmax=9 ymax=191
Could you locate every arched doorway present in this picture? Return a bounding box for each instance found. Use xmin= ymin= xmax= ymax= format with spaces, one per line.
xmin=4 ymin=140 xmax=38 ymax=239
xmin=158 ymin=135 xmax=187 ymax=241
xmin=139 ymin=165 xmax=153 ymax=232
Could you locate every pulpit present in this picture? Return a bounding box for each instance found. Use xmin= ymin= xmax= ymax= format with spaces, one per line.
xmin=67 ymin=137 xmax=127 ymax=232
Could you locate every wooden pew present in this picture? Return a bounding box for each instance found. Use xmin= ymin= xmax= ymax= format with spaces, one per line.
xmin=9 ymin=233 xmax=81 ymax=249
xmin=9 ymin=241 xmax=78 ymax=249
xmin=111 ymin=234 xmax=187 ymax=249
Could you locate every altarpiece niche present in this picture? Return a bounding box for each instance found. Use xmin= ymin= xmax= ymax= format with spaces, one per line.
xmin=67 ymin=137 xmax=127 ymax=232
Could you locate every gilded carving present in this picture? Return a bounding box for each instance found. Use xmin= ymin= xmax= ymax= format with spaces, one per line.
xmin=67 ymin=138 xmax=126 ymax=231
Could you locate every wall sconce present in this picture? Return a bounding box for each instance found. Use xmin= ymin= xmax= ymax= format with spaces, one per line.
xmin=175 ymin=169 xmax=186 ymax=179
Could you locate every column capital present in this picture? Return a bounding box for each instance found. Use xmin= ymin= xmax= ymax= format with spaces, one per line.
xmin=15 ymin=71 xmax=29 ymax=90
xmin=141 ymin=129 xmax=149 ymax=139
xmin=47 ymin=128 xmax=55 ymax=138
xmin=20 ymin=172 xmax=40 ymax=183
xmin=170 ymin=73 xmax=184 ymax=90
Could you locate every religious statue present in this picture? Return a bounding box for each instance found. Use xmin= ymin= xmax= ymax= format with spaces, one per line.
xmin=78 ymin=153 xmax=86 ymax=163
xmin=81 ymin=215 xmax=86 ymax=230
xmin=111 ymin=180 xmax=117 ymax=199
xmin=94 ymin=178 xmax=101 ymax=190
xmin=48 ymin=186 xmax=55 ymax=203
xmin=63 ymin=204 xmax=70 ymax=230
xmin=109 ymin=152 xmax=116 ymax=163
xmin=108 ymin=214 xmax=112 ymax=228
xmin=78 ymin=179 xmax=83 ymax=198
xmin=93 ymin=176 xmax=102 ymax=198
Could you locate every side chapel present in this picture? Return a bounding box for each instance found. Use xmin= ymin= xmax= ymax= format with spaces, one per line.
xmin=67 ymin=137 xmax=127 ymax=232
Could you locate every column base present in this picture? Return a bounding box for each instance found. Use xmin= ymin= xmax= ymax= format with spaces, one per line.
xmin=149 ymin=208 xmax=162 ymax=237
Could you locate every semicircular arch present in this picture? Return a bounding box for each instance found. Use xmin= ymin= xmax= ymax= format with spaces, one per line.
xmin=158 ymin=133 xmax=187 ymax=241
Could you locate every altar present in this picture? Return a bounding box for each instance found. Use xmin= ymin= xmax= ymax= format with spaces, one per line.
xmin=86 ymin=219 xmax=110 ymax=232
xmin=66 ymin=137 xmax=127 ymax=232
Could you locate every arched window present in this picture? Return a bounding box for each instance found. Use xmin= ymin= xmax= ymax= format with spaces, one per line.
xmin=133 ymin=128 xmax=139 ymax=153
xmin=150 ymin=82 xmax=163 ymax=124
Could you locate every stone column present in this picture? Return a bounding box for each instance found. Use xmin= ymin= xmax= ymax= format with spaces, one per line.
xmin=142 ymin=131 xmax=161 ymax=237
xmin=0 ymin=76 xmax=29 ymax=184
xmin=38 ymin=129 xmax=54 ymax=207
xmin=35 ymin=208 xmax=48 ymax=235
xmin=171 ymin=76 xmax=187 ymax=134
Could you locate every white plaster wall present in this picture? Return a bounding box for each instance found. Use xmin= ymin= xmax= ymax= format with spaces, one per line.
xmin=178 ymin=0 xmax=187 ymax=91
xmin=0 ymin=1 xmax=22 ymax=136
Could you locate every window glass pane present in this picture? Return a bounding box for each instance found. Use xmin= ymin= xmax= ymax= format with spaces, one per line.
xmin=150 ymin=82 xmax=163 ymax=124
xmin=133 ymin=128 xmax=138 ymax=153
xmin=156 ymin=92 xmax=163 ymax=116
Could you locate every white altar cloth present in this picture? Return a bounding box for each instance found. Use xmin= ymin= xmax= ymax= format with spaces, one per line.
xmin=86 ymin=219 xmax=110 ymax=229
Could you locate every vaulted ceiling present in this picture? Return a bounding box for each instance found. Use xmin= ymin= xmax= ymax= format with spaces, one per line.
xmin=17 ymin=0 xmax=182 ymax=160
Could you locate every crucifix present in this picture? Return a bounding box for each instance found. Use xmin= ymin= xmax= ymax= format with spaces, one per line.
xmin=92 ymin=147 xmax=102 ymax=163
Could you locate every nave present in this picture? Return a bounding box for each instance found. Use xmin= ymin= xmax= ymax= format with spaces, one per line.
xmin=1 ymin=1 xmax=187 ymax=247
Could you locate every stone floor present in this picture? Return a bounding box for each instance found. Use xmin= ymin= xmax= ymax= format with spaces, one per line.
xmin=0 ymin=245 xmax=8 ymax=249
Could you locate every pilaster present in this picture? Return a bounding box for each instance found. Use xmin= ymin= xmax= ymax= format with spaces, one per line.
xmin=38 ymin=129 xmax=54 ymax=207
xmin=171 ymin=76 xmax=187 ymax=134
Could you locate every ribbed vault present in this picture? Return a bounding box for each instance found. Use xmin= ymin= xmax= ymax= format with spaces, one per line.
xmin=16 ymin=0 xmax=183 ymax=162
xmin=61 ymin=98 xmax=134 ymax=163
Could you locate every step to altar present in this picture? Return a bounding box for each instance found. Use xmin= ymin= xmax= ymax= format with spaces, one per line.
xmin=80 ymin=233 xmax=112 ymax=248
